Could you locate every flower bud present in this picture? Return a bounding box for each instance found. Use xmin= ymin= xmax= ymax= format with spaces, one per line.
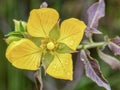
xmin=6 ymin=36 xmax=21 ymax=44
xmin=13 ymin=19 xmax=27 ymax=32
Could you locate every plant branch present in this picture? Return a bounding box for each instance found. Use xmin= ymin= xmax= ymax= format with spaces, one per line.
xmin=77 ymin=41 xmax=106 ymax=50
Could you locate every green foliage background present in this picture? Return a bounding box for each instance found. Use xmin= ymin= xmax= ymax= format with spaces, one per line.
xmin=0 ymin=0 xmax=120 ymax=90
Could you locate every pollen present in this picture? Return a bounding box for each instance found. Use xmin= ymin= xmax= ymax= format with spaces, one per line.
xmin=47 ymin=42 xmax=55 ymax=50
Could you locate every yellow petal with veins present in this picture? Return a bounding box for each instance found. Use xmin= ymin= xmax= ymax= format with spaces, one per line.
xmin=6 ymin=39 xmax=42 ymax=70
xmin=27 ymin=8 xmax=59 ymax=38
xmin=58 ymin=18 xmax=86 ymax=50
xmin=46 ymin=53 xmax=73 ymax=80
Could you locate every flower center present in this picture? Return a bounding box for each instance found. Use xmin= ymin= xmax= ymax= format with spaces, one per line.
xmin=47 ymin=42 xmax=55 ymax=50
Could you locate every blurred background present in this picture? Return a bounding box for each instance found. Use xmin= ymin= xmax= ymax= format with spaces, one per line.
xmin=0 ymin=0 xmax=120 ymax=90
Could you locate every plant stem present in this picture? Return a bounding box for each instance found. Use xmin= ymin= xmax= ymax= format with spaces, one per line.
xmin=77 ymin=42 xmax=106 ymax=50
xmin=35 ymin=68 xmax=43 ymax=90
xmin=39 ymin=68 xmax=43 ymax=90
xmin=89 ymin=34 xmax=94 ymax=43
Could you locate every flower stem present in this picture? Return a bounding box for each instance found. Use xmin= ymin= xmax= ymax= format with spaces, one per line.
xmin=77 ymin=41 xmax=106 ymax=50
xmin=39 ymin=68 xmax=43 ymax=90
xmin=35 ymin=67 xmax=43 ymax=90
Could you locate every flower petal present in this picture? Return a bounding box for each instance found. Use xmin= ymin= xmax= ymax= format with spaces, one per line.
xmin=6 ymin=39 xmax=42 ymax=70
xmin=58 ymin=18 xmax=86 ymax=50
xmin=27 ymin=8 xmax=59 ymax=37
xmin=46 ymin=53 xmax=73 ymax=80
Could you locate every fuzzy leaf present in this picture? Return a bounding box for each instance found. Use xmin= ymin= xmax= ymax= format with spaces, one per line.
xmin=80 ymin=50 xmax=111 ymax=90
xmin=98 ymin=50 xmax=120 ymax=70
xmin=85 ymin=27 xmax=102 ymax=34
xmin=86 ymin=0 xmax=105 ymax=34
xmin=108 ymin=42 xmax=120 ymax=55
xmin=111 ymin=36 xmax=120 ymax=46
xmin=108 ymin=37 xmax=120 ymax=55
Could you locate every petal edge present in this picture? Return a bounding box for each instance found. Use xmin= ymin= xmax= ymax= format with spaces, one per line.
xmin=27 ymin=8 xmax=59 ymax=37
xmin=6 ymin=39 xmax=42 ymax=70
xmin=58 ymin=18 xmax=86 ymax=50
xmin=46 ymin=53 xmax=73 ymax=80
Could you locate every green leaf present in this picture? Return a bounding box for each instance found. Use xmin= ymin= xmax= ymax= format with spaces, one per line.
xmin=42 ymin=52 xmax=54 ymax=70
xmin=98 ymin=49 xmax=120 ymax=70
xmin=19 ymin=21 xmax=26 ymax=32
xmin=5 ymin=31 xmax=22 ymax=37
xmin=56 ymin=43 xmax=74 ymax=53
xmin=49 ymin=24 xmax=60 ymax=40
xmin=13 ymin=19 xmax=27 ymax=32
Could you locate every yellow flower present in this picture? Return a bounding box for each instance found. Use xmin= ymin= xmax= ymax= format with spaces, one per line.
xmin=6 ymin=8 xmax=86 ymax=80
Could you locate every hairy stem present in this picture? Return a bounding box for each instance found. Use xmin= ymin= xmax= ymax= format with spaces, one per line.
xmin=77 ymin=42 xmax=106 ymax=50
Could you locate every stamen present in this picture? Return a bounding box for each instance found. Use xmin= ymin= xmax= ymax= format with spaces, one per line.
xmin=47 ymin=42 xmax=55 ymax=50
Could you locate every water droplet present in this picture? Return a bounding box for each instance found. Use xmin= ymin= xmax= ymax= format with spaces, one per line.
xmin=67 ymin=72 xmax=70 ymax=76
xmin=53 ymin=65 xmax=57 ymax=70
xmin=81 ymin=58 xmax=84 ymax=61
xmin=69 ymin=40 xmax=74 ymax=46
